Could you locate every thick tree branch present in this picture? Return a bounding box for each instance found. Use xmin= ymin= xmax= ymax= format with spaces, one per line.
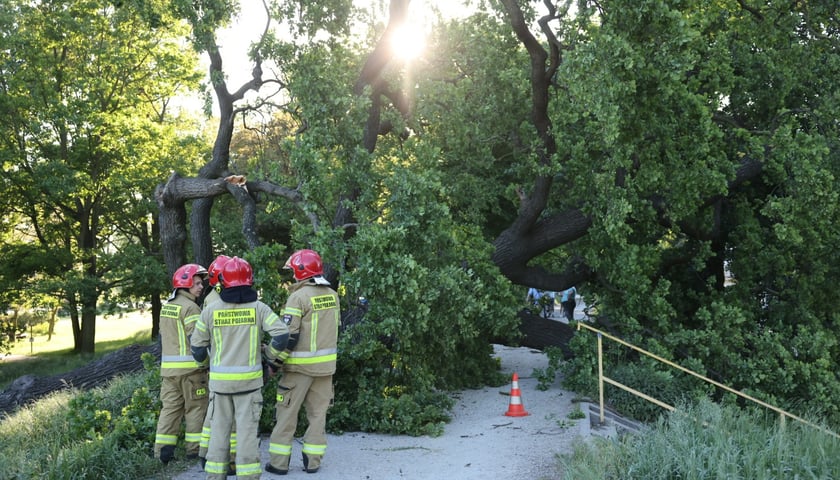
xmin=500 ymin=0 xmax=557 ymax=229
xmin=354 ymin=0 xmax=410 ymax=95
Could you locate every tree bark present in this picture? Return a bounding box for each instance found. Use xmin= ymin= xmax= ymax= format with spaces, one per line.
xmin=0 ymin=315 xmax=579 ymax=418
xmin=508 ymin=309 xmax=576 ymax=359
xmin=0 ymin=343 xmax=161 ymax=417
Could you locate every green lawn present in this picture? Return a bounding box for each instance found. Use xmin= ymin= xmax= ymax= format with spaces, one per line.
xmin=1 ymin=310 xmax=155 ymax=390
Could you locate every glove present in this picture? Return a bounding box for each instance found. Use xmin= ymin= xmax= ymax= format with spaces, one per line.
xmin=262 ymin=350 xmax=283 ymax=371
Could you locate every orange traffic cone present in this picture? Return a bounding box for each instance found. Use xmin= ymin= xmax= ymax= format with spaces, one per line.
xmin=504 ymin=372 xmax=529 ymax=417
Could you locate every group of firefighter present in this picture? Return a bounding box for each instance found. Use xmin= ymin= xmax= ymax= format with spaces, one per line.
xmin=152 ymin=249 xmax=340 ymax=479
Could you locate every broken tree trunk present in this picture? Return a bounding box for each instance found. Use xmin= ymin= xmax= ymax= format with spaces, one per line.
xmin=0 ymin=311 xmax=578 ymax=418
xmin=0 ymin=342 xmax=161 ymax=417
xmin=513 ymin=309 xmax=576 ymax=358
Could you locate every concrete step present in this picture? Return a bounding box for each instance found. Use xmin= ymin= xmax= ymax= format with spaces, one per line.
xmin=578 ymin=401 xmax=647 ymax=440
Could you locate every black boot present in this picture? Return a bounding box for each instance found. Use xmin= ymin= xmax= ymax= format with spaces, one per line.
xmin=265 ymin=463 xmax=288 ymax=475
xmin=302 ymin=453 xmax=319 ymax=473
xmin=159 ymin=445 xmax=175 ymax=465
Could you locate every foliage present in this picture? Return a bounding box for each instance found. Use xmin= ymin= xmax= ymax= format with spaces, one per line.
xmin=0 ymin=0 xmax=205 ymax=353
xmin=0 ymin=371 xmax=165 ymax=480
xmin=566 ymin=404 xmax=586 ymax=420
xmin=310 ymin=164 xmax=519 ymax=434
xmin=558 ymin=398 xmax=840 ymax=479
xmin=66 ymin=353 xmax=161 ymax=449
xmin=534 ymin=346 xmax=564 ymax=391
xmin=606 ymin=359 xmax=713 ymax=423
xmin=412 ymin=11 xmax=533 ymax=233
xmin=533 ymin=0 xmax=840 ymax=428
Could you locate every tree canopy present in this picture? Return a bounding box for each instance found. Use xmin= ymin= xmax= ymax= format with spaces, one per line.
xmin=0 ymin=0 xmax=205 ymax=352
xmin=3 ymin=0 xmax=840 ymax=430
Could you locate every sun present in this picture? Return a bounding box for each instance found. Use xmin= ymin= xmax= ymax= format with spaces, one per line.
xmin=389 ymin=23 xmax=426 ymax=62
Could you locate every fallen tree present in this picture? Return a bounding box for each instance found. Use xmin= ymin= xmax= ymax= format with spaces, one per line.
xmin=0 ymin=310 xmax=577 ymax=418
xmin=0 ymin=343 xmax=160 ymax=417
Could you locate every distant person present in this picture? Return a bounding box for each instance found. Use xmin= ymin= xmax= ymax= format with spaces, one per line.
xmin=543 ymin=291 xmax=556 ymax=318
xmin=526 ymin=287 xmax=554 ymax=318
xmin=154 ymin=263 xmax=209 ymax=464
xmin=560 ymin=286 xmax=577 ymax=322
xmin=526 ymin=287 xmax=542 ymax=311
xmin=266 ymin=249 xmax=340 ymax=475
xmin=191 ymin=257 xmax=289 ymax=480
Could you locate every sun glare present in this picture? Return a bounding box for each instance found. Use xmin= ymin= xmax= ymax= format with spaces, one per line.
xmin=389 ymin=24 xmax=426 ymax=62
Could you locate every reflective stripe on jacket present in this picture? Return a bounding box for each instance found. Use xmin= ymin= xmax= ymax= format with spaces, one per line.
xmin=160 ymin=291 xmax=204 ymax=376
xmin=282 ymin=281 xmax=340 ymax=376
xmin=192 ymin=300 xmax=288 ymax=394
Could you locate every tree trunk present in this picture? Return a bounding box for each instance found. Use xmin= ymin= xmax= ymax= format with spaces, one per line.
xmin=47 ymin=307 xmax=58 ymax=340
xmin=0 ymin=343 xmax=161 ymax=416
xmin=156 ymin=174 xmax=189 ymax=277
xmin=69 ymin=297 xmax=82 ymax=353
xmin=510 ymin=309 xmax=576 ymax=359
xmin=150 ymin=294 xmax=162 ymax=340
xmin=190 ymin=197 xmax=216 ymax=268
xmin=79 ymin=307 xmax=97 ymax=355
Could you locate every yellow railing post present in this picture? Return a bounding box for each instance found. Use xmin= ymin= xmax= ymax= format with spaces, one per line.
xmin=597 ymin=332 xmax=605 ymax=425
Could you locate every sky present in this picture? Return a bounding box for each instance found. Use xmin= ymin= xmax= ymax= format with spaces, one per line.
xmin=180 ymin=0 xmax=474 ymax=114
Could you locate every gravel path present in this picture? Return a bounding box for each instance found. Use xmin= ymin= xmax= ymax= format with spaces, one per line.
xmin=170 ymin=344 xmax=591 ymax=480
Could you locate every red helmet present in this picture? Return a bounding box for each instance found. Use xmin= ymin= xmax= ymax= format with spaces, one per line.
xmin=284 ymin=249 xmax=323 ymax=281
xmin=208 ymin=255 xmax=232 ymax=287
xmin=172 ymin=263 xmax=208 ymax=289
xmin=221 ymin=256 xmax=253 ymax=288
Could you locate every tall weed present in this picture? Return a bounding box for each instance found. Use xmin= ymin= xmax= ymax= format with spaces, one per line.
xmin=559 ymin=399 xmax=840 ymax=479
xmin=0 ymin=364 xmax=169 ymax=480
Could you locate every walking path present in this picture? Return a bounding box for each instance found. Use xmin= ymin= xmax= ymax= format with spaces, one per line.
xmin=171 ymin=344 xmax=597 ymax=480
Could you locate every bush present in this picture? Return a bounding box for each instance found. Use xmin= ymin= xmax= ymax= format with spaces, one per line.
xmin=606 ymin=360 xmax=711 ymax=422
xmin=534 ymin=346 xmax=565 ymax=391
xmin=0 ymin=369 xmax=165 ymax=480
xmin=327 ymin=331 xmax=455 ymax=436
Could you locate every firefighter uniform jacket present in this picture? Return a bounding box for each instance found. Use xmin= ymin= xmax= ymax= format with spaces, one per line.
xmin=281 ymin=280 xmax=340 ymax=376
xmin=160 ymin=290 xmax=204 ymax=376
xmin=192 ymin=300 xmax=289 ymax=394
xmin=203 ymin=286 xmax=221 ymax=309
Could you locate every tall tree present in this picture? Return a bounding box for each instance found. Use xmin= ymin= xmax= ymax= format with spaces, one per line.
xmin=470 ymin=0 xmax=840 ymax=421
xmin=151 ymin=0 xmax=840 ymax=427
xmin=0 ymin=0 xmax=203 ymax=353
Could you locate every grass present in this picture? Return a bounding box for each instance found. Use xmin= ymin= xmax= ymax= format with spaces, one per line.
xmin=557 ymin=398 xmax=840 ymax=479
xmin=1 ymin=310 xmax=155 ymax=390
xmin=0 ymin=311 xmax=187 ymax=479
xmin=6 ymin=313 xmax=840 ymax=479
xmin=0 ymin=371 xmax=184 ymax=480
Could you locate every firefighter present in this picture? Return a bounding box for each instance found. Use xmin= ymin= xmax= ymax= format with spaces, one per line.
xmin=191 ymin=256 xmax=289 ymax=480
xmin=202 ymin=254 xmax=230 ymax=309
xmin=197 ymin=254 xmax=237 ymax=469
xmin=154 ymin=263 xmax=210 ymax=464
xmin=266 ymin=249 xmax=340 ymax=475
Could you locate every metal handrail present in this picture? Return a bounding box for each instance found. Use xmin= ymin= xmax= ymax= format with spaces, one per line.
xmin=576 ymin=321 xmax=840 ymax=439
